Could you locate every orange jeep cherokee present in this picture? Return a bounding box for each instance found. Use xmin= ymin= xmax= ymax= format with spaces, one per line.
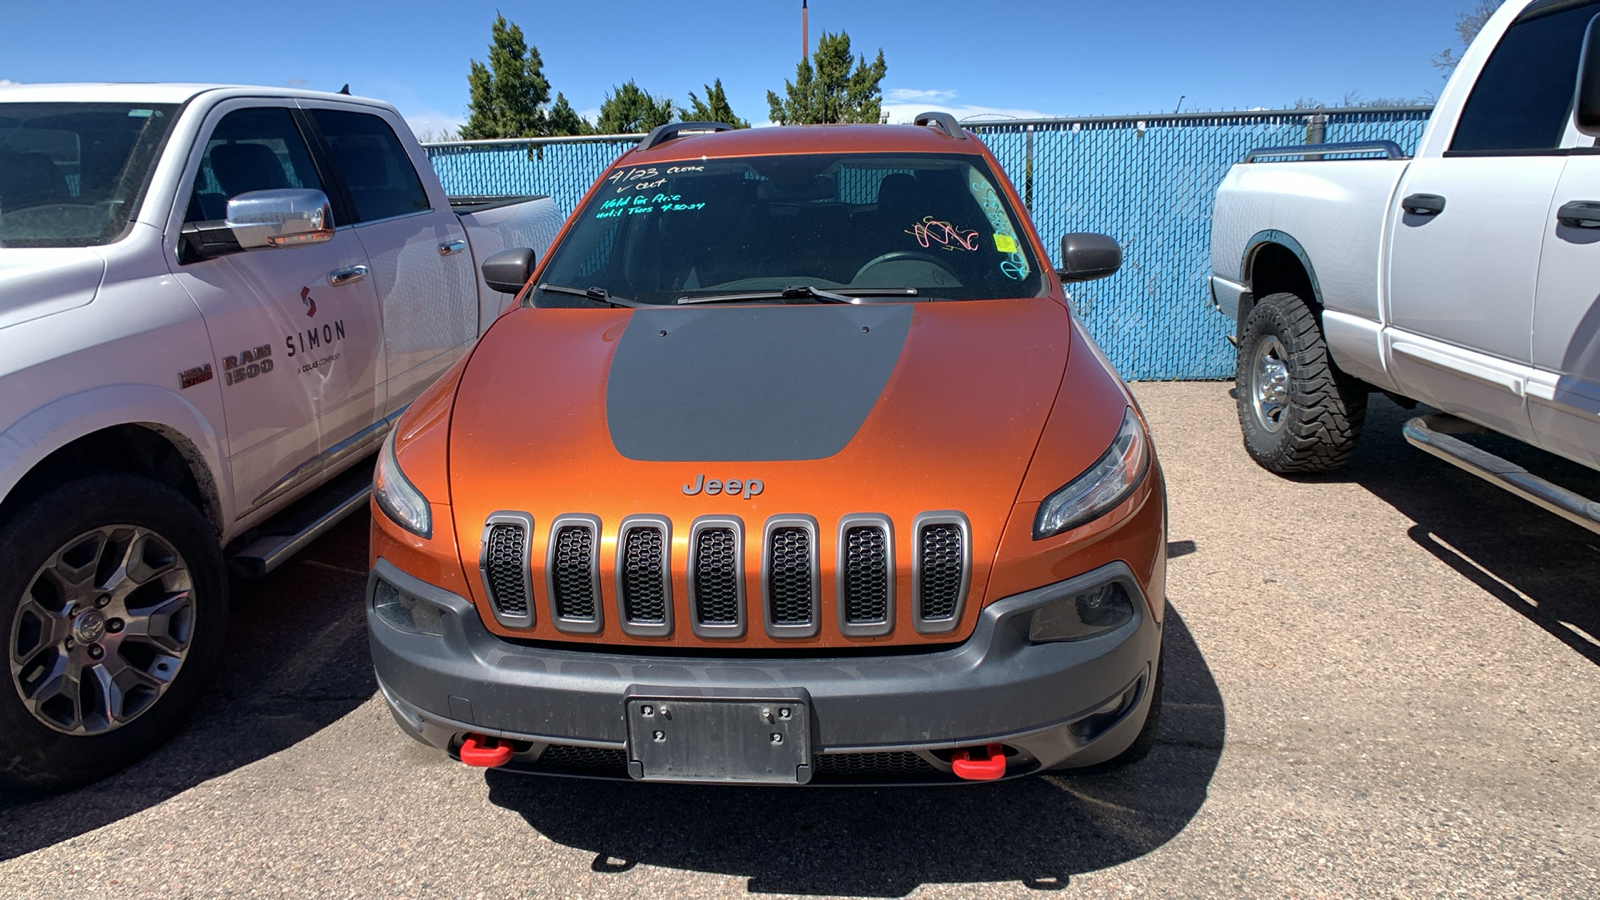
xmin=366 ymin=113 xmax=1167 ymax=784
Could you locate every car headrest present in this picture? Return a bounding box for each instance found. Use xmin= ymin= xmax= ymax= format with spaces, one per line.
xmin=874 ymin=173 xmax=920 ymax=213
xmin=210 ymin=143 xmax=292 ymax=197
xmin=0 ymin=149 xmax=70 ymax=209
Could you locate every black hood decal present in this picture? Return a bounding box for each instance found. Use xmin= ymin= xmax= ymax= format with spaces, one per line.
xmin=606 ymin=305 xmax=914 ymax=461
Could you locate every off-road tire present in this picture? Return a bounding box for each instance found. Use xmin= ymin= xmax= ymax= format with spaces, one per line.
xmin=0 ymin=475 xmax=228 ymax=794
xmin=1237 ymin=292 xmax=1367 ymax=473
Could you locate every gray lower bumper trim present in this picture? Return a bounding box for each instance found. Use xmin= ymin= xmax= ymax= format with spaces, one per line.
xmin=367 ymin=558 xmax=1162 ymax=765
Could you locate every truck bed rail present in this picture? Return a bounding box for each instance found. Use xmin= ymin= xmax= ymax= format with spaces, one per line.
xmin=1243 ymin=140 xmax=1409 ymax=164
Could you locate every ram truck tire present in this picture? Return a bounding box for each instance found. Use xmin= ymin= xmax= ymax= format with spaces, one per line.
xmin=0 ymin=475 xmax=229 ymax=794
xmin=1236 ymin=292 xmax=1367 ymax=473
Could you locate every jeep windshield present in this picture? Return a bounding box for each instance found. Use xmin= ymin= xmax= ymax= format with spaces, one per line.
xmin=0 ymin=102 xmax=179 ymax=248
xmin=532 ymin=152 xmax=1044 ymax=307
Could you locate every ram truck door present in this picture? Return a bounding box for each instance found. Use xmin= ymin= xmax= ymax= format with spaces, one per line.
xmin=301 ymin=104 xmax=478 ymax=417
xmin=1529 ymin=152 xmax=1600 ymax=469
xmin=1384 ymin=1 xmax=1600 ymax=443
xmin=168 ymin=101 xmax=384 ymax=514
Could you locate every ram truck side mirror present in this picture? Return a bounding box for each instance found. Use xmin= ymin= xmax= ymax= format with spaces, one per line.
xmin=226 ymin=189 xmax=334 ymax=249
xmin=1577 ymin=15 xmax=1600 ymax=136
xmin=1057 ymin=233 xmax=1123 ymax=283
xmin=482 ymin=247 xmax=538 ymax=294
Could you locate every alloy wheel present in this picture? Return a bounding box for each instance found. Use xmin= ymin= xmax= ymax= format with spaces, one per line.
xmin=9 ymin=525 xmax=196 ymax=735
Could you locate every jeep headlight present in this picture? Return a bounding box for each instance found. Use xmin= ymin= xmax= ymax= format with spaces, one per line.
xmin=374 ymin=429 xmax=432 ymax=539
xmin=1033 ymin=407 xmax=1149 ymax=540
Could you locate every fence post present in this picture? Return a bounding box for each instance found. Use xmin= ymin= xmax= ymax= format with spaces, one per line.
xmin=1304 ymin=113 xmax=1329 ymax=161
xmin=1024 ymin=125 xmax=1035 ymax=213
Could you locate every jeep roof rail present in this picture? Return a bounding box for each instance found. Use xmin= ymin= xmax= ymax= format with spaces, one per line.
xmin=639 ymin=121 xmax=734 ymax=151
xmin=913 ymin=111 xmax=966 ymax=140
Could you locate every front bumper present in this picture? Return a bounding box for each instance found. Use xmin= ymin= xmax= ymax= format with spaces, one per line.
xmin=367 ymin=558 xmax=1163 ymax=783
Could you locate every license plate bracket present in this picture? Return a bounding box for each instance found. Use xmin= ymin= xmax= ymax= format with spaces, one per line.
xmin=625 ymin=695 xmax=812 ymax=784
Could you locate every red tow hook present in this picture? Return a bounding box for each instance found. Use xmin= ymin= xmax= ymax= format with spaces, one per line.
xmin=459 ymin=733 xmax=513 ymax=768
xmin=951 ymin=743 xmax=1007 ymax=781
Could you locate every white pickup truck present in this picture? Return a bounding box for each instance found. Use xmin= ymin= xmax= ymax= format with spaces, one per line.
xmin=0 ymin=83 xmax=560 ymax=791
xmin=1210 ymin=0 xmax=1600 ymax=534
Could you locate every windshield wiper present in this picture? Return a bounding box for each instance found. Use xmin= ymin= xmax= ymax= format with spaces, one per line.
xmin=538 ymin=283 xmax=647 ymax=308
xmin=676 ymin=286 xmax=919 ymax=306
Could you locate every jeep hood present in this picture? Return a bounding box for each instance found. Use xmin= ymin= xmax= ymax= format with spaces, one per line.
xmin=446 ymin=298 xmax=1075 ymax=640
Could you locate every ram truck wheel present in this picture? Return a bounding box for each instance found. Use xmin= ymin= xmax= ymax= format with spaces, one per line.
xmin=1237 ymin=292 xmax=1366 ymax=473
xmin=0 ymin=475 xmax=228 ymax=793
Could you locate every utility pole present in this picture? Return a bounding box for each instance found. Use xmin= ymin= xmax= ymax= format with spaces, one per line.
xmin=802 ymin=0 xmax=809 ymax=61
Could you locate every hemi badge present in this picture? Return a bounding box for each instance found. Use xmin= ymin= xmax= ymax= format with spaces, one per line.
xmin=179 ymin=363 xmax=214 ymax=389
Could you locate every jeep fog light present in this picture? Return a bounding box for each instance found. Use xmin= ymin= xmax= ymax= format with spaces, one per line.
xmin=1033 ymin=408 xmax=1149 ymax=539
xmin=374 ymin=429 xmax=432 ymax=539
xmin=1028 ymin=582 xmax=1135 ymax=643
xmin=374 ymin=578 xmax=447 ymax=636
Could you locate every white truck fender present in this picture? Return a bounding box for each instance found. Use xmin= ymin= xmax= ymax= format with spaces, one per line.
xmin=0 ymin=384 xmax=230 ymax=534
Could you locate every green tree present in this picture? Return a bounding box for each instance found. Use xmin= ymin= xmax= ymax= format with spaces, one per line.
xmin=547 ymin=93 xmax=594 ymax=136
xmin=460 ymin=15 xmax=550 ymax=139
xmin=766 ymin=31 xmax=888 ymax=125
xmin=1433 ymin=1 xmax=1505 ymax=73
xmin=596 ymin=81 xmax=678 ymax=134
xmin=686 ymin=79 xmax=750 ymax=128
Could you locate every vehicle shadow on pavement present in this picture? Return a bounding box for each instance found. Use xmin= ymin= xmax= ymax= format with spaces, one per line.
xmin=1334 ymin=397 xmax=1600 ymax=667
xmin=484 ymin=608 xmax=1224 ymax=896
xmin=0 ymin=516 xmax=375 ymax=859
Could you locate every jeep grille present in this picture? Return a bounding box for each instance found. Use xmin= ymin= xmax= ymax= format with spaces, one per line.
xmin=478 ymin=511 xmax=971 ymax=641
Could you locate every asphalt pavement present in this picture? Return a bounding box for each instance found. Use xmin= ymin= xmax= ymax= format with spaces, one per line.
xmin=1 ymin=383 xmax=1596 ymax=898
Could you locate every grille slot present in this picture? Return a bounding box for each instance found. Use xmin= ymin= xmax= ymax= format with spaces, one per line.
xmin=843 ymin=525 xmax=890 ymax=623
xmin=547 ymin=518 xmax=600 ymax=631
xmin=762 ymin=517 xmax=819 ymax=638
xmin=480 ymin=513 xmax=534 ymax=626
xmin=617 ymin=521 xmax=670 ymax=633
xmin=688 ymin=518 xmax=744 ymax=637
xmin=913 ymin=513 xmax=969 ymax=633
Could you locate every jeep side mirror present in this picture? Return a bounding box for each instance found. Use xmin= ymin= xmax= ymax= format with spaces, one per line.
xmin=226 ymin=189 xmax=334 ymax=249
xmin=1057 ymin=233 xmax=1123 ymax=283
xmin=482 ymin=247 xmax=538 ymax=294
xmin=1575 ymin=14 xmax=1600 ymax=136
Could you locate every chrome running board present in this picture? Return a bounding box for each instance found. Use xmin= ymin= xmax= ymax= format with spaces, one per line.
xmin=1403 ymin=414 xmax=1600 ymax=536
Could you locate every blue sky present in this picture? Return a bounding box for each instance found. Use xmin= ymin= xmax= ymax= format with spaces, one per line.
xmin=3 ymin=1 xmax=1479 ymax=135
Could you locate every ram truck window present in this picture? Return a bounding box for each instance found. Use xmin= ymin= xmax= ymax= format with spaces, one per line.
xmin=0 ymin=102 xmax=178 ymax=247
xmin=367 ymin=119 xmax=1169 ymax=785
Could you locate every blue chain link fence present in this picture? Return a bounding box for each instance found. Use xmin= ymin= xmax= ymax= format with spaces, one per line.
xmin=423 ymin=107 xmax=1432 ymax=379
